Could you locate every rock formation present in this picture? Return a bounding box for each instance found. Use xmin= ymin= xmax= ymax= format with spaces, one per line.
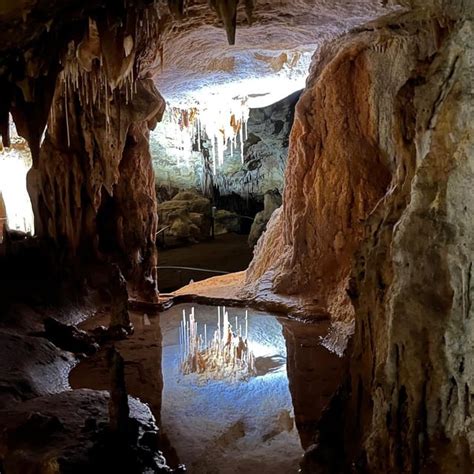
xmin=157 ymin=191 xmax=212 ymax=243
xmin=109 ymin=264 xmax=134 ymax=337
xmin=244 ymin=1 xmax=474 ymax=472
xmin=107 ymin=347 xmax=130 ymax=435
xmin=248 ymin=190 xmax=282 ymax=247
xmin=0 ymin=0 xmax=473 ymax=472
xmin=344 ymin=7 xmax=474 ymax=472
xmin=151 ymin=90 xmax=300 ymax=204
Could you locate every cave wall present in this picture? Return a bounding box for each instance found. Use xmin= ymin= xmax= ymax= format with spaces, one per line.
xmin=0 ymin=1 xmax=169 ymax=298
xmin=243 ymin=29 xmax=393 ymax=322
xmin=244 ymin=2 xmax=473 ymax=472
xmin=346 ymin=12 xmax=474 ymax=474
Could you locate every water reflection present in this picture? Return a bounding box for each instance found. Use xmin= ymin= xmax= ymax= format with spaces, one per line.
xmin=69 ymin=309 xmax=182 ymax=466
xmin=70 ymin=304 xmax=345 ymax=473
xmin=280 ymin=318 xmax=346 ymax=449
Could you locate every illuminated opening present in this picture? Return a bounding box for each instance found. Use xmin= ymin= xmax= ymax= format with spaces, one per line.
xmin=0 ymin=117 xmax=35 ymax=241
xmin=152 ymin=58 xmax=311 ymax=175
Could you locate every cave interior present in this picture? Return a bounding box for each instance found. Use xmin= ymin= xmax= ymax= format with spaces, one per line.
xmin=0 ymin=0 xmax=472 ymax=473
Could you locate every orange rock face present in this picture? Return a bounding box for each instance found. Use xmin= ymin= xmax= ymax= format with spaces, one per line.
xmin=243 ymin=30 xmax=392 ymax=323
xmin=244 ymin=4 xmax=473 ymax=472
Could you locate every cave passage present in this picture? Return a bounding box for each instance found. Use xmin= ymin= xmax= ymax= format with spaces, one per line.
xmin=150 ymin=86 xmax=301 ymax=291
xmin=0 ymin=1 xmax=472 ymax=473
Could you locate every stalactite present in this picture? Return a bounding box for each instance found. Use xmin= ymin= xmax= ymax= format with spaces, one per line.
xmin=208 ymin=0 xmax=239 ymax=45
xmin=168 ymin=0 xmax=185 ymax=19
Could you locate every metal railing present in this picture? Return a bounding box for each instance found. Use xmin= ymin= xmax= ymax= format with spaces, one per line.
xmin=156 ymin=265 xmax=229 ymax=289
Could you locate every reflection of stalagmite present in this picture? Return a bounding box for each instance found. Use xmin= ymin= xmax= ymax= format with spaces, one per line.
xmin=180 ymin=306 xmax=255 ymax=380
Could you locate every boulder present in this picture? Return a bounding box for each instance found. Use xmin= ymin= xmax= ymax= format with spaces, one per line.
xmin=157 ymin=191 xmax=211 ymax=243
xmin=214 ymin=209 xmax=241 ymax=235
xmin=248 ymin=190 xmax=282 ymax=247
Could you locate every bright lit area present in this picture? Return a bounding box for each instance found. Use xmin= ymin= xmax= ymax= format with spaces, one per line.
xmin=0 ymin=119 xmax=34 ymax=241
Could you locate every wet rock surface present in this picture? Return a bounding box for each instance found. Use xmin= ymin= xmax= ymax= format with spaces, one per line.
xmin=0 ymin=389 xmax=171 ymax=474
xmin=43 ymin=317 xmax=99 ymax=356
xmin=0 ymin=331 xmax=75 ymax=410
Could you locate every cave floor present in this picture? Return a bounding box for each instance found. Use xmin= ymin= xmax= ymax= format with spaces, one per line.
xmin=158 ymin=233 xmax=254 ymax=292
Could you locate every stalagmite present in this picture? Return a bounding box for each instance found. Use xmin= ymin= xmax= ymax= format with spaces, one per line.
xmin=109 ymin=264 xmax=134 ymax=338
xmin=64 ymin=80 xmax=70 ymax=148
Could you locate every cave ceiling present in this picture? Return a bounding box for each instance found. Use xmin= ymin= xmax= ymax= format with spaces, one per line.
xmin=154 ymin=0 xmax=396 ymax=108
xmin=0 ymin=0 xmax=398 ymax=121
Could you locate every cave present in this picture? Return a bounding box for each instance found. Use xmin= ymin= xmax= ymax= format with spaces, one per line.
xmin=0 ymin=1 xmax=472 ymax=473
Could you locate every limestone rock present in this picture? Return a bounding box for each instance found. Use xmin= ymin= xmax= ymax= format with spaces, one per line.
xmin=0 ymin=331 xmax=75 ymax=409
xmin=243 ymin=26 xmax=392 ymax=325
xmin=108 ymin=264 xmax=133 ymax=338
xmin=214 ymin=209 xmax=241 ymax=235
xmin=344 ymin=13 xmax=474 ymax=473
xmin=248 ymin=190 xmax=282 ymax=247
xmin=43 ymin=317 xmax=98 ymax=356
xmin=0 ymin=389 xmax=171 ymax=473
xmin=157 ymin=191 xmax=211 ymax=243
xmin=245 ymin=4 xmax=474 ymax=472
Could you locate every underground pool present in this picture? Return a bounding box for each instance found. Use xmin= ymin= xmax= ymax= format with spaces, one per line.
xmin=70 ymin=303 xmax=345 ymax=473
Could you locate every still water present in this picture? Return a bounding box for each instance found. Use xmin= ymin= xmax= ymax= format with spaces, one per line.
xmin=70 ymin=303 xmax=345 ymax=474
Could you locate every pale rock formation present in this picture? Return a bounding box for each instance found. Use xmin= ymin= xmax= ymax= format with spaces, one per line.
xmin=151 ymin=90 xmax=300 ymax=201
xmin=248 ymin=190 xmax=282 ymax=247
xmin=244 ymin=2 xmax=473 ymax=472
